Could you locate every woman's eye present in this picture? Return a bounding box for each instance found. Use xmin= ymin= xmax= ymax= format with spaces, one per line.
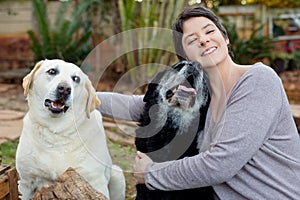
xmin=72 ymin=76 xmax=80 ymax=83
xmin=206 ymin=30 xmax=215 ymax=34
xmin=188 ymin=38 xmax=197 ymax=45
xmin=47 ymin=68 xmax=57 ymax=75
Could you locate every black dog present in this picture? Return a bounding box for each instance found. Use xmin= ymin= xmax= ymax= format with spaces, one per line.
xmin=135 ymin=61 xmax=214 ymax=200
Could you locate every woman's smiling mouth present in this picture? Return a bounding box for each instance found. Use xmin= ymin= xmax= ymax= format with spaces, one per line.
xmin=201 ymin=47 xmax=217 ymax=56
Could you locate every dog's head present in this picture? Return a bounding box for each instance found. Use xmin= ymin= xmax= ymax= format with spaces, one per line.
xmin=144 ymin=61 xmax=209 ymax=111
xmin=23 ymin=59 xmax=100 ymax=119
xmin=141 ymin=61 xmax=210 ymax=132
xmin=137 ymin=61 xmax=210 ymax=160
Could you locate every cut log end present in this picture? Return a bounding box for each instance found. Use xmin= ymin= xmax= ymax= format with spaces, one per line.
xmin=30 ymin=167 xmax=108 ymax=200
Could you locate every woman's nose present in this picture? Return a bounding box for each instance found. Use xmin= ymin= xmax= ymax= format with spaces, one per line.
xmin=198 ymin=36 xmax=209 ymax=47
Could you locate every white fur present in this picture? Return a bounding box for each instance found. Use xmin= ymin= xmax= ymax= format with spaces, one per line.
xmin=16 ymin=59 xmax=125 ymax=200
xmin=157 ymin=66 xmax=207 ymax=132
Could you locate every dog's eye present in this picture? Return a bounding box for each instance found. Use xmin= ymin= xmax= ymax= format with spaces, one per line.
xmin=166 ymin=90 xmax=174 ymax=99
xmin=47 ymin=68 xmax=57 ymax=75
xmin=72 ymin=76 xmax=80 ymax=83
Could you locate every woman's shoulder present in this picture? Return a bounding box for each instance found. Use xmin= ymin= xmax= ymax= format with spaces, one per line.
xmin=232 ymin=62 xmax=282 ymax=96
xmin=248 ymin=62 xmax=278 ymax=78
xmin=240 ymin=62 xmax=280 ymax=84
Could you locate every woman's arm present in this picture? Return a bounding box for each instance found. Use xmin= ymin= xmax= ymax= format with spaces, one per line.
xmin=96 ymin=92 xmax=145 ymax=122
xmin=143 ymin=66 xmax=285 ymax=190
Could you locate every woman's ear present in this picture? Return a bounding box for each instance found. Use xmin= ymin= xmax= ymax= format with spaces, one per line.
xmin=23 ymin=60 xmax=44 ymax=97
xmin=225 ymin=37 xmax=230 ymax=45
xmin=85 ymin=79 xmax=101 ymax=119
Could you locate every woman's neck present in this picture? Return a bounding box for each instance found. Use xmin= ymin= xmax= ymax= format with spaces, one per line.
xmin=205 ymin=57 xmax=235 ymax=98
xmin=204 ymin=57 xmax=250 ymax=123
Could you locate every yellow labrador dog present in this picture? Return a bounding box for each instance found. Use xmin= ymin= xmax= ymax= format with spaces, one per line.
xmin=16 ymin=59 xmax=125 ymax=200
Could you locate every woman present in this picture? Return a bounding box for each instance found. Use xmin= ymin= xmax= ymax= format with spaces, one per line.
xmin=98 ymin=5 xmax=300 ymax=199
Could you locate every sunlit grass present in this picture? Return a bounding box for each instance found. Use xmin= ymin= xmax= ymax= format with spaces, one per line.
xmin=0 ymin=139 xmax=19 ymax=166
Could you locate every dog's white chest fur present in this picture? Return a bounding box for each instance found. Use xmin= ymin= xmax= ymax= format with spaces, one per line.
xmin=17 ymin=111 xmax=112 ymax=199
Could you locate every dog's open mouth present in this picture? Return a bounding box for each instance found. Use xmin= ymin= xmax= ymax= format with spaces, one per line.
xmin=167 ymin=84 xmax=197 ymax=109
xmin=177 ymin=85 xmax=197 ymax=96
xmin=44 ymin=99 xmax=69 ymax=114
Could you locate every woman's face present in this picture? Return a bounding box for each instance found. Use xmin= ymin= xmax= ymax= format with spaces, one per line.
xmin=181 ymin=16 xmax=229 ymax=69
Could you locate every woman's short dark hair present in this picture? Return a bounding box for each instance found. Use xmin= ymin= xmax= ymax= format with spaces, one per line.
xmin=172 ymin=5 xmax=234 ymax=61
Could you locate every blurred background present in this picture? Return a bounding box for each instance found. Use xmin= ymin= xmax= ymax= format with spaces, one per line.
xmin=0 ymin=0 xmax=300 ymax=98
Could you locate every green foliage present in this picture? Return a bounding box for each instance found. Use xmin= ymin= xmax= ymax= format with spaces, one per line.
xmin=225 ymin=23 xmax=274 ymax=64
xmin=117 ymin=0 xmax=186 ymax=84
xmin=0 ymin=140 xmax=19 ymax=166
xmin=192 ymin=0 xmax=300 ymax=8
xmin=247 ymin=0 xmax=300 ymax=8
xmin=284 ymin=51 xmax=300 ymax=71
xmin=292 ymin=51 xmax=300 ymax=70
xmin=28 ymin=0 xmax=95 ymax=67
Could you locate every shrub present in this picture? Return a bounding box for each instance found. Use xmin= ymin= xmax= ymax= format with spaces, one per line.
xmin=225 ymin=23 xmax=274 ymax=64
xmin=28 ymin=0 xmax=95 ymax=67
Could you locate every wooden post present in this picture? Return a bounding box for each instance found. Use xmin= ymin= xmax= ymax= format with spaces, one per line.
xmin=0 ymin=165 xmax=19 ymax=200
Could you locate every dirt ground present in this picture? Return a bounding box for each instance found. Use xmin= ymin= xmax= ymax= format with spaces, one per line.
xmin=0 ymin=83 xmax=138 ymax=199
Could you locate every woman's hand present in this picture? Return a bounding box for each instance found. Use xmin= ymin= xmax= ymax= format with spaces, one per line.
xmin=133 ymin=151 xmax=153 ymax=184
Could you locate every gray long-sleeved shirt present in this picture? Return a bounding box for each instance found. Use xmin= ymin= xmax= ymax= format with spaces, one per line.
xmin=97 ymin=62 xmax=300 ymax=199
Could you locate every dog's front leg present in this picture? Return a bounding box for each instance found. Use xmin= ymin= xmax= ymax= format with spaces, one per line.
xmin=18 ymin=178 xmax=37 ymax=200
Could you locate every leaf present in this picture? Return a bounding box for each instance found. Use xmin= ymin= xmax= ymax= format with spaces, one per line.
xmin=28 ymin=0 xmax=94 ymax=66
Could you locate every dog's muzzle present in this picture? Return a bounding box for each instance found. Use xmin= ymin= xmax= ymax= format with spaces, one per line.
xmin=44 ymin=83 xmax=71 ymax=114
xmin=167 ymin=84 xmax=197 ymax=109
xmin=167 ymin=70 xmax=198 ymax=110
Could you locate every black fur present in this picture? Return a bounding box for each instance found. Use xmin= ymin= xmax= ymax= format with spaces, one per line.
xmin=135 ymin=61 xmax=214 ymax=200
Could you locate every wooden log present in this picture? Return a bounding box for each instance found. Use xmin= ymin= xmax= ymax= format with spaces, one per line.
xmin=31 ymin=167 xmax=108 ymax=200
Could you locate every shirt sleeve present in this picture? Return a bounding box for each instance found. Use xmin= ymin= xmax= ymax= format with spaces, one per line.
xmin=96 ymin=92 xmax=145 ymax=122
xmin=144 ymin=66 xmax=284 ymax=190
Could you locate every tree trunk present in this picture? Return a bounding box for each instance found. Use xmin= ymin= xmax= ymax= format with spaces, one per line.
xmin=31 ymin=167 xmax=108 ymax=200
xmin=110 ymin=0 xmax=128 ymax=74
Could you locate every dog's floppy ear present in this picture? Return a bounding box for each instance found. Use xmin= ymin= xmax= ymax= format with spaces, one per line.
xmin=143 ymin=83 xmax=160 ymax=102
xmin=85 ymin=79 xmax=101 ymax=119
xmin=143 ymin=70 xmax=166 ymax=102
xmin=23 ymin=60 xmax=43 ymax=97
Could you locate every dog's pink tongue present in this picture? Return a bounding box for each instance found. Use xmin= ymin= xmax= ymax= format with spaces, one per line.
xmin=178 ymin=85 xmax=197 ymax=96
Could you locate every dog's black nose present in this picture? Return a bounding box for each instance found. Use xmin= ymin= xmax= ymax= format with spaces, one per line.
xmin=57 ymin=82 xmax=71 ymax=98
xmin=190 ymin=61 xmax=201 ymax=69
xmin=187 ymin=64 xmax=196 ymax=74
